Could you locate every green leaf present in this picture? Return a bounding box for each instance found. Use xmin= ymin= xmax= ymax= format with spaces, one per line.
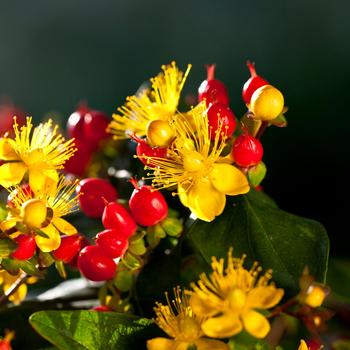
xmin=161 ymin=217 xmax=183 ymax=237
xmin=55 ymin=261 xmax=67 ymax=279
xmin=189 ymin=190 xmax=329 ymax=295
xmin=327 ymin=258 xmax=350 ymax=303
xmin=269 ymin=113 xmax=288 ymax=127
xmin=0 ymin=237 xmax=17 ymax=258
xmin=247 ymin=162 xmax=267 ymax=187
xmin=29 ymin=310 xmax=159 ymax=350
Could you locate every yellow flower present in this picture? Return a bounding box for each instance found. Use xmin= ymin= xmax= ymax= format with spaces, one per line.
xmin=0 ymin=270 xmax=37 ymax=305
xmin=0 ymin=177 xmax=79 ymax=252
xmin=299 ymin=340 xmax=309 ymax=350
xmin=141 ymin=103 xmax=250 ymax=222
xmin=0 ymin=117 xmax=76 ymax=195
xmin=188 ymin=249 xmax=284 ymax=339
xmin=147 ymin=287 xmax=228 ymax=350
xmin=108 ymin=61 xmax=191 ymax=140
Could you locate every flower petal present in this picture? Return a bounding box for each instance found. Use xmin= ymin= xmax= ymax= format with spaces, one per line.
xmin=29 ymin=168 xmax=59 ymax=196
xmin=241 ymin=309 xmax=270 ymax=339
xmin=35 ymin=224 xmax=61 ymax=252
xmin=52 ymin=218 xmax=77 ymax=235
xmin=298 ymin=340 xmax=309 ymax=350
xmin=195 ymin=338 xmax=229 ymax=350
xmin=9 ymin=283 xmax=27 ymax=305
xmin=189 ymin=294 xmax=221 ymax=317
xmin=0 ymin=138 xmax=19 ymax=160
xmin=209 ymin=163 xmax=250 ymax=195
xmin=201 ymin=313 xmax=242 ymax=338
xmin=147 ymin=337 xmax=176 ymax=350
xmin=188 ymin=180 xmax=226 ymax=222
xmin=0 ymin=218 xmax=18 ymax=233
xmin=0 ymin=162 xmax=27 ymax=188
xmin=246 ymin=286 xmax=284 ymax=309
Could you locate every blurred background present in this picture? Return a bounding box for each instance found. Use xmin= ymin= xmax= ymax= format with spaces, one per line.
xmin=0 ymin=0 xmax=349 ymax=255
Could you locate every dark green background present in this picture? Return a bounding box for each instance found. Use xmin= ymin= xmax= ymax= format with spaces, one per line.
xmin=0 ymin=0 xmax=349 ymax=254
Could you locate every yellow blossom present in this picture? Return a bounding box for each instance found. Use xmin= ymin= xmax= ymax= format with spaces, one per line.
xmin=147 ymin=287 xmax=228 ymax=350
xmin=0 ymin=270 xmax=37 ymax=305
xmin=141 ymin=103 xmax=250 ymax=222
xmin=188 ymin=249 xmax=284 ymax=339
xmin=0 ymin=117 xmax=76 ymax=195
xmin=108 ymin=61 xmax=191 ymax=140
xmin=0 ymin=176 xmax=79 ymax=252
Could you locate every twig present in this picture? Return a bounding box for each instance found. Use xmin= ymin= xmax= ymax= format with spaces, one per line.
xmin=0 ymin=272 xmax=28 ymax=306
xmin=256 ymin=121 xmax=269 ymax=140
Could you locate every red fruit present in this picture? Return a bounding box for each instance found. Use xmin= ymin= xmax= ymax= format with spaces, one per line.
xmin=0 ymin=340 xmax=11 ymax=350
xmin=96 ymin=229 xmax=128 ymax=259
xmin=83 ymin=111 xmax=109 ymax=145
xmin=0 ymin=103 xmax=26 ymax=135
xmin=242 ymin=61 xmax=269 ymax=104
xmin=64 ymin=139 xmax=92 ymax=177
xmin=232 ymin=134 xmax=263 ymax=167
xmin=7 ymin=184 xmax=33 ymax=209
xmin=102 ymin=202 xmax=137 ymax=237
xmin=67 ymin=110 xmax=85 ymax=140
xmin=68 ymin=237 xmax=90 ymax=268
xmin=76 ymin=178 xmax=118 ymax=218
xmin=198 ymin=64 xmax=229 ymax=106
xmin=52 ymin=235 xmax=83 ymax=263
xmin=129 ymin=180 xmax=168 ymax=227
xmin=11 ymin=234 xmax=36 ymax=260
xmin=78 ymin=245 xmax=116 ymax=281
xmin=306 ymin=339 xmax=322 ymax=350
xmin=130 ymin=135 xmax=167 ymax=167
xmin=207 ymin=103 xmax=236 ymax=140
xmin=91 ymin=305 xmax=111 ymax=312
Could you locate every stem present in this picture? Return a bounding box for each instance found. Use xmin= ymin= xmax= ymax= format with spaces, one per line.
xmin=268 ymin=298 xmax=297 ymax=318
xmin=205 ymin=64 xmax=216 ymax=81
xmin=255 ymin=121 xmax=269 ymax=140
xmin=0 ymin=272 xmax=28 ymax=306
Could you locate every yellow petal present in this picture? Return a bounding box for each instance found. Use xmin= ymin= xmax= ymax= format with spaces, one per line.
xmin=246 ymin=286 xmax=284 ymax=309
xmin=9 ymin=283 xmax=27 ymax=304
xmin=209 ymin=163 xmax=250 ymax=195
xmin=0 ymin=217 xmax=18 ymax=232
xmin=195 ymin=338 xmax=229 ymax=350
xmin=52 ymin=217 xmax=77 ymax=235
xmin=189 ymin=294 xmax=220 ymax=317
xmin=0 ymin=162 xmax=27 ymax=188
xmin=188 ymin=181 xmax=226 ymax=222
xmin=0 ymin=138 xmax=19 ymax=160
xmin=298 ymin=340 xmax=309 ymax=350
xmin=147 ymin=338 xmax=176 ymax=350
xmin=201 ymin=313 xmax=242 ymax=338
xmin=178 ymin=183 xmax=190 ymax=208
xmin=241 ymin=309 xmax=270 ymax=339
xmin=35 ymin=224 xmax=61 ymax=252
xmin=29 ymin=168 xmax=59 ymax=196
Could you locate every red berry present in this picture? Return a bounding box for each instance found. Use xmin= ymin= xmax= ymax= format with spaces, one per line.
xmin=78 ymin=245 xmax=116 ymax=281
xmin=68 ymin=237 xmax=90 ymax=268
xmin=67 ymin=110 xmax=85 ymax=140
xmin=130 ymin=135 xmax=167 ymax=167
xmin=7 ymin=184 xmax=33 ymax=209
xmin=83 ymin=111 xmax=109 ymax=145
xmin=96 ymin=229 xmax=128 ymax=259
xmin=52 ymin=235 xmax=83 ymax=263
xmin=64 ymin=139 xmax=92 ymax=177
xmin=76 ymin=178 xmax=118 ymax=218
xmin=198 ymin=64 xmax=229 ymax=106
xmin=91 ymin=305 xmax=111 ymax=312
xmin=232 ymin=134 xmax=263 ymax=167
xmin=102 ymin=202 xmax=137 ymax=237
xmin=129 ymin=180 xmax=168 ymax=227
xmin=11 ymin=234 xmax=36 ymax=260
xmin=306 ymin=339 xmax=322 ymax=350
xmin=0 ymin=103 xmax=26 ymax=135
xmin=242 ymin=61 xmax=269 ymax=104
xmin=207 ymin=103 xmax=236 ymax=140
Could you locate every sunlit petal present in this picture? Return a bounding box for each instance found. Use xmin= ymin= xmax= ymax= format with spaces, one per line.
xmin=35 ymin=224 xmax=61 ymax=252
xmin=52 ymin=217 xmax=77 ymax=235
xmin=201 ymin=313 xmax=242 ymax=338
xmin=241 ymin=309 xmax=270 ymax=339
xmin=246 ymin=286 xmax=284 ymax=309
xmin=0 ymin=162 xmax=27 ymax=188
xmin=147 ymin=337 xmax=176 ymax=350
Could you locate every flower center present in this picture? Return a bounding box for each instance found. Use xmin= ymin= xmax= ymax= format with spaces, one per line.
xmin=183 ymin=151 xmax=205 ymax=172
xmin=228 ymin=288 xmax=247 ymax=310
xmin=21 ymin=199 xmax=49 ymax=228
xmin=177 ymin=315 xmax=202 ymax=341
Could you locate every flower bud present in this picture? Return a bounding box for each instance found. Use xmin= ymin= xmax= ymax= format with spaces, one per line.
xmin=146 ymin=120 xmax=175 ymax=147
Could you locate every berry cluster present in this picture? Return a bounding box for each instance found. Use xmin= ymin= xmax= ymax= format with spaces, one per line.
xmin=74 ymin=177 xmax=170 ymax=283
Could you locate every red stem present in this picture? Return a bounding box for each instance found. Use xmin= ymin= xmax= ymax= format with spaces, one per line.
xmin=129 ymin=177 xmax=139 ymax=189
xmin=246 ymin=60 xmax=257 ymax=78
xmin=129 ymin=133 xmax=142 ymax=144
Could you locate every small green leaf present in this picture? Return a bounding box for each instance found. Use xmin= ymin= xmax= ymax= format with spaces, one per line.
xmin=55 ymin=261 xmax=67 ymax=279
xmin=161 ymin=217 xmax=183 ymax=237
xmin=189 ymin=190 xmax=329 ymax=295
xmin=122 ymin=252 xmax=143 ymax=270
xmin=29 ymin=310 xmax=159 ymax=350
xmin=241 ymin=113 xmax=262 ymax=137
xmin=128 ymin=238 xmax=146 ymax=256
xmin=32 ymin=228 xmax=50 ymax=239
xmin=0 ymin=237 xmax=17 ymax=258
xmin=38 ymin=251 xmax=55 ymax=268
xmin=269 ymin=113 xmax=287 ymax=127
xmin=1 ymin=258 xmax=20 ymax=275
xmin=114 ymin=268 xmax=134 ymax=292
xmin=16 ymin=259 xmax=43 ymax=277
xmin=247 ymin=162 xmax=267 ymax=187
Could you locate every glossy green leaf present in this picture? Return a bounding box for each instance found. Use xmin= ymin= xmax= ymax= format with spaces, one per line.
xmin=0 ymin=237 xmax=17 ymax=258
xmin=189 ymin=190 xmax=329 ymax=295
xmin=247 ymin=162 xmax=267 ymax=187
xmin=30 ymin=310 xmax=158 ymax=350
